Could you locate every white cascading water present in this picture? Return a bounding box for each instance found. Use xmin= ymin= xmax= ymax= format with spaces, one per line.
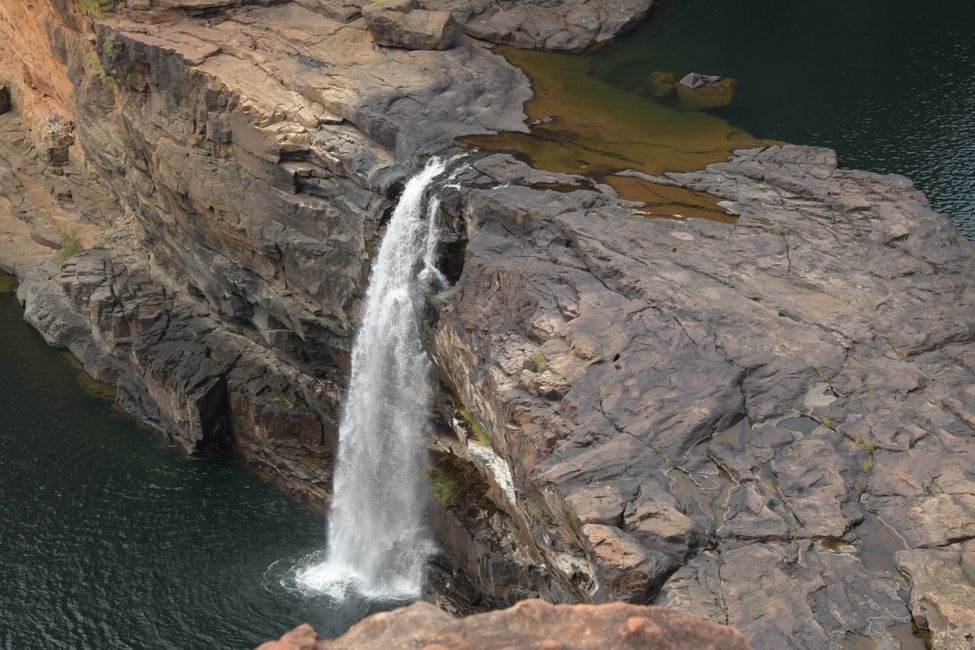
xmin=297 ymin=157 xmax=447 ymax=600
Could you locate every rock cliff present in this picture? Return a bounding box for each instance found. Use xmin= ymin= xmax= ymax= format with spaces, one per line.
xmin=1 ymin=1 xmax=974 ymax=649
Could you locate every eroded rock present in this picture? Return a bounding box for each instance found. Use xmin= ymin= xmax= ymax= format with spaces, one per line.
xmin=258 ymin=599 xmax=752 ymax=649
xmin=362 ymin=2 xmax=462 ymax=50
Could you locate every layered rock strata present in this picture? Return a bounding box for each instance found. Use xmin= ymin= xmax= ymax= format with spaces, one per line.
xmin=1 ymin=1 xmax=974 ymax=649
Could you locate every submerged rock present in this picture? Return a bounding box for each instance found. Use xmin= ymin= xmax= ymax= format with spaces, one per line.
xmin=676 ymin=73 xmax=736 ymax=110
xmin=647 ymin=70 xmax=676 ymax=98
xmin=257 ymin=600 xmax=751 ymax=649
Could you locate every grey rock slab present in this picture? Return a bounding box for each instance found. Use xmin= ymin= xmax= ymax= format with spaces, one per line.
xmin=896 ymin=546 xmax=975 ymax=650
xmin=659 ymin=542 xmax=914 ymax=650
xmin=432 ymin=143 xmax=975 ymax=643
xmin=419 ymin=0 xmax=655 ymax=50
xmin=362 ymin=4 xmax=462 ymax=50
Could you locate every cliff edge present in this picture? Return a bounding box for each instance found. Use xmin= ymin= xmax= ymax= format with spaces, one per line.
xmin=257 ymin=599 xmax=751 ymax=649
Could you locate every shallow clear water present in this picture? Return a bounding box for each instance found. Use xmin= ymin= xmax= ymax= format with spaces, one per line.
xmin=0 ymin=277 xmax=387 ymax=649
xmin=590 ymin=0 xmax=975 ymax=238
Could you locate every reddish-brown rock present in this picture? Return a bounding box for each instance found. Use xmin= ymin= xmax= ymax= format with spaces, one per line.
xmin=258 ymin=600 xmax=751 ymax=650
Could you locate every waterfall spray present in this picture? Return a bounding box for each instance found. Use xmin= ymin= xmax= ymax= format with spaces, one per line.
xmin=297 ymin=157 xmax=448 ymax=600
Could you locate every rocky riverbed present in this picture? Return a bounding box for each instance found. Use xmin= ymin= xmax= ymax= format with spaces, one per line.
xmin=1 ymin=1 xmax=974 ymax=648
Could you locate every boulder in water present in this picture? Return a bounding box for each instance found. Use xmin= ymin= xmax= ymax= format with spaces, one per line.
xmin=647 ymin=70 xmax=675 ymax=98
xmin=362 ymin=1 xmax=462 ymax=50
xmin=676 ymin=72 xmax=736 ymax=110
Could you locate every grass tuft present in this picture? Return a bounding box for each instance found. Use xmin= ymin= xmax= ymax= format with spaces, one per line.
xmin=87 ymin=55 xmax=114 ymax=86
xmin=56 ymin=228 xmax=84 ymax=264
xmin=458 ymin=407 xmax=491 ymax=446
xmin=531 ymin=350 xmax=548 ymax=374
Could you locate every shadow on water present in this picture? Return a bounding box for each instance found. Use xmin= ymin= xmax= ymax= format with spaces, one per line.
xmin=0 ymin=272 xmax=391 ymax=649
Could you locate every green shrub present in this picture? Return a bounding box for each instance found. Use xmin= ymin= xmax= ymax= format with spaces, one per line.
xmin=458 ymin=407 xmax=491 ymax=446
xmin=531 ymin=350 xmax=548 ymax=374
xmin=87 ymin=55 xmax=114 ymax=86
xmin=426 ymin=465 xmax=464 ymax=505
xmin=80 ymin=0 xmax=115 ymax=17
xmin=56 ymin=228 xmax=84 ymax=263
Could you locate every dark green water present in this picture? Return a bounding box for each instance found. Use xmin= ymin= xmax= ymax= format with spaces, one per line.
xmin=0 ymin=277 xmax=381 ymax=649
xmin=591 ymin=0 xmax=975 ymax=239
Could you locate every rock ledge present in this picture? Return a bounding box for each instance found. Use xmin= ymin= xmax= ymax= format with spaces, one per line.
xmin=257 ymin=599 xmax=751 ymax=649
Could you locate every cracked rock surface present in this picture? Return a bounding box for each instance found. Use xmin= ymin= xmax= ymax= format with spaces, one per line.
xmin=2 ymin=1 xmax=974 ymax=648
xmin=431 ymin=147 xmax=975 ymax=647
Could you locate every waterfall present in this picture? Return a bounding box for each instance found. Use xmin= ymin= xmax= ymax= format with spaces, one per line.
xmin=297 ymin=157 xmax=447 ymax=600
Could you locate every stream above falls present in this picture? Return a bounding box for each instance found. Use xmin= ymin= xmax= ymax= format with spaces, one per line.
xmin=471 ymin=0 xmax=975 ymax=238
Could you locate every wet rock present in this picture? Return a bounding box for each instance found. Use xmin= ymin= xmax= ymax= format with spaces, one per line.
xmin=896 ymin=546 xmax=975 ymax=650
xmin=362 ymin=2 xmax=462 ymax=50
xmin=260 ymin=599 xmax=752 ymax=649
xmin=679 ymin=73 xmax=721 ymax=89
xmin=676 ymin=73 xmax=736 ymax=110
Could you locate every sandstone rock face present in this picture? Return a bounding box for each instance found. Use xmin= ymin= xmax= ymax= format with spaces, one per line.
xmin=2 ymin=0 xmax=530 ymax=502
xmin=362 ymin=3 xmax=462 ymax=50
xmin=258 ymin=599 xmax=751 ymax=649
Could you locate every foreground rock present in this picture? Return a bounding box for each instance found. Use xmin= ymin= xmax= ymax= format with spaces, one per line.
xmin=258 ymin=599 xmax=750 ymax=649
